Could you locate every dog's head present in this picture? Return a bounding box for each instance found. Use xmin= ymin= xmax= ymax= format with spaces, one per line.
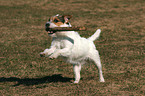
xmin=45 ymin=14 xmax=72 ymax=37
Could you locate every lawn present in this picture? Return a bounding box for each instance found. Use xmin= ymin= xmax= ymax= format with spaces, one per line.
xmin=0 ymin=0 xmax=144 ymax=95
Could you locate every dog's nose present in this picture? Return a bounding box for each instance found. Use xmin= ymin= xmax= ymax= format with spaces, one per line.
xmin=45 ymin=23 xmax=50 ymax=27
xmin=45 ymin=23 xmax=50 ymax=31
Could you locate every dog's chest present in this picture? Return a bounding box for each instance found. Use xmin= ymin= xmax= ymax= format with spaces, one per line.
xmin=53 ymin=37 xmax=73 ymax=49
xmin=60 ymin=40 xmax=68 ymax=48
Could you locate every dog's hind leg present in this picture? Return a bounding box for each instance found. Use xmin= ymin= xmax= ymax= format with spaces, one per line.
xmin=73 ymin=64 xmax=82 ymax=83
xmin=89 ymin=50 xmax=105 ymax=82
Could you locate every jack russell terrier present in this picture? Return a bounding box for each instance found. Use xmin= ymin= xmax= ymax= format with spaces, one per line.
xmin=40 ymin=14 xmax=105 ymax=83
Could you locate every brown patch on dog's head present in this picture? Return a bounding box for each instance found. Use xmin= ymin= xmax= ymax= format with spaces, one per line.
xmin=46 ymin=14 xmax=72 ymax=36
xmin=48 ymin=14 xmax=72 ymax=26
xmin=62 ymin=15 xmax=72 ymax=24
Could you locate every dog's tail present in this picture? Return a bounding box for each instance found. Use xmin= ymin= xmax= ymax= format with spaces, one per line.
xmin=88 ymin=29 xmax=101 ymax=41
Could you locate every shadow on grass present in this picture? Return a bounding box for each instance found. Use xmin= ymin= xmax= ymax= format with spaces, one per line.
xmin=0 ymin=74 xmax=73 ymax=86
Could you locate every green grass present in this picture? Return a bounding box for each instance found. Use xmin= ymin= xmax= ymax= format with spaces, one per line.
xmin=0 ymin=0 xmax=145 ymax=95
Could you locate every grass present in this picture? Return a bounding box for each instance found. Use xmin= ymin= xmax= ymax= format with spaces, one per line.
xmin=0 ymin=0 xmax=145 ymax=95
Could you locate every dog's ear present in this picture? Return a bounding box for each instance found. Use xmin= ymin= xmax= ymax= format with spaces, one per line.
xmin=63 ymin=15 xmax=72 ymax=20
xmin=62 ymin=15 xmax=72 ymax=23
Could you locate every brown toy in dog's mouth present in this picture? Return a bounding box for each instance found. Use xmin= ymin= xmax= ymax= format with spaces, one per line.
xmin=46 ymin=27 xmax=87 ymax=34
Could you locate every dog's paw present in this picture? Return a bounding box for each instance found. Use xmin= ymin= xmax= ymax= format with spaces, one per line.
xmin=49 ymin=55 xmax=57 ymax=59
xmin=49 ymin=56 xmax=55 ymax=60
xmin=40 ymin=52 xmax=45 ymax=57
xmin=99 ymin=78 xmax=105 ymax=82
xmin=73 ymin=81 xmax=79 ymax=84
xmin=49 ymin=52 xmax=59 ymax=59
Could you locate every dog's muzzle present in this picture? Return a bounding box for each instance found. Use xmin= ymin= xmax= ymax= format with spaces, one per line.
xmin=45 ymin=23 xmax=56 ymax=34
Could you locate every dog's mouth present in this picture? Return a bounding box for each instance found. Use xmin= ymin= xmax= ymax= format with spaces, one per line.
xmin=46 ymin=28 xmax=57 ymax=34
xmin=47 ymin=31 xmax=56 ymax=34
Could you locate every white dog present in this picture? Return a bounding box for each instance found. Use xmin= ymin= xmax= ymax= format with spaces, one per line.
xmin=40 ymin=14 xmax=105 ymax=83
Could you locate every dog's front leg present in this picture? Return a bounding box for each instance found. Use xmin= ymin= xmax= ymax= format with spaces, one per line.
xmin=49 ymin=48 xmax=70 ymax=59
xmin=73 ymin=64 xmax=82 ymax=83
xmin=40 ymin=46 xmax=56 ymax=57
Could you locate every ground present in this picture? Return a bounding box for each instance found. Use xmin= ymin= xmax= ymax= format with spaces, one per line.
xmin=0 ymin=0 xmax=145 ymax=95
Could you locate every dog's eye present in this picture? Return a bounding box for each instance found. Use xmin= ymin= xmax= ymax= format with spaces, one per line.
xmin=54 ymin=19 xmax=59 ymax=23
xmin=66 ymin=22 xmax=69 ymax=25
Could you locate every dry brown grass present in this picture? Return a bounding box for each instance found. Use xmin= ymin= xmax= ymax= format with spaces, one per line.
xmin=0 ymin=0 xmax=145 ymax=95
